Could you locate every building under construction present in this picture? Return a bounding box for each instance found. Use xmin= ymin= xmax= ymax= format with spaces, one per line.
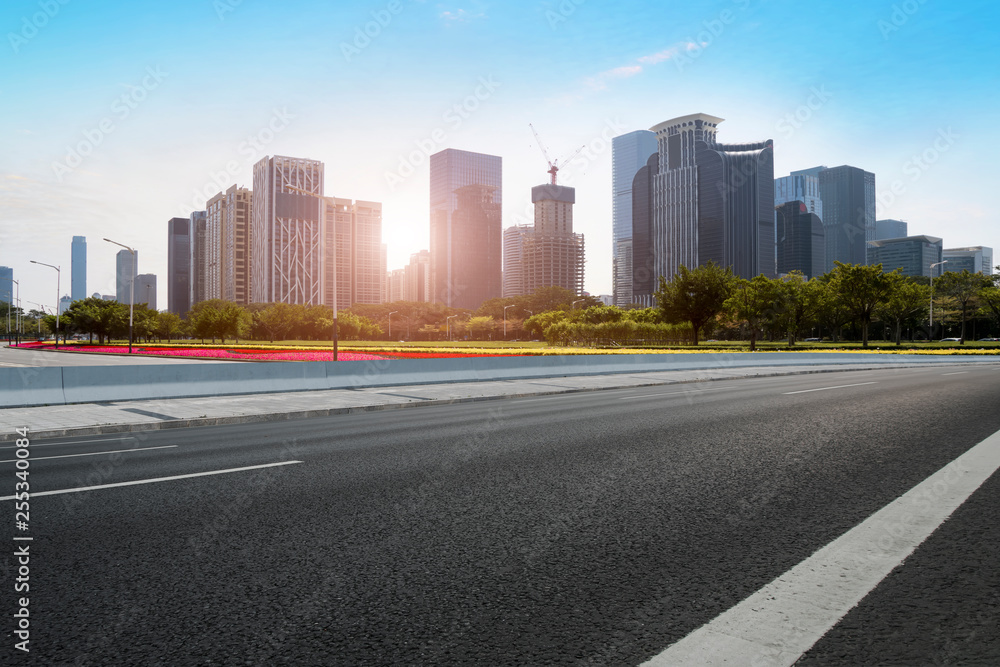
xmin=520 ymin=184 xmax=585 ymax=295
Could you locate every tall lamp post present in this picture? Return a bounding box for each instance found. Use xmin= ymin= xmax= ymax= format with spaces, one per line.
xmin=103 ymin=238 xmax=136 ymax=353
xmin=29 ymin=260 xmax=61 ymax=349
xmin=27 ymin=301 xmax=48 ymax=337
xmin=3 ymin=290 xmax=10 ymax=345
xmin=572 ymin=299 xmax=585 ymax=309
xmin=11 ymin=279 xmax=20 ymax=346
xmin=446 ymin=314 xmax=458 ymax=341
xmin=387 ymin=311 xmax=398 ymax=341
xmin=929 ymin=260 xmax=948 ymax=336
xmin=283 ymin=185 xmax=339 ymax=360
xmin=503 ymin=304 xmax=515 ymax=340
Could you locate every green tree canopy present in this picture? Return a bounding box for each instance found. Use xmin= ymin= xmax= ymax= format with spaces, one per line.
xmin=656 ymin=262 xmax=735 ymax=345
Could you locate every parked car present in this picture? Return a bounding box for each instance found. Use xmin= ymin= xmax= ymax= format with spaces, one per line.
xmin=978 ymin=337 xmax=1000 ymax=342
xmin=940 ymin=338 xmax=961 ymax=342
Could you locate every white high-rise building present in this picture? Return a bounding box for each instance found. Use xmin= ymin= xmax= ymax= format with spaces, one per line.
xmin=251 ymin=156 xmax=324 ymax=304
xmin=502 ymin=225 xmax=532 ymax=298
xmin=943 ymin=246 xmax=993 ymax=275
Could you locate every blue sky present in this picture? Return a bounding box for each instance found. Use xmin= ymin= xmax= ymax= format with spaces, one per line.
xmin=2 ymin=0 xmax=998 ymax=309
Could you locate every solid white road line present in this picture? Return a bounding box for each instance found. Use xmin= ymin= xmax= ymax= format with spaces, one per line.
xmin=0 ymin=445 xmax=176 ymax=463
xmin=0 ymin=436 xmax=138 ymax=450
xmin=641 ymin=426 xmax=1000 ymax=667
xmin=783 ymin=382 xmax=876 ymax=395
xmin=0 ymin=461 xmax=304 ymax=500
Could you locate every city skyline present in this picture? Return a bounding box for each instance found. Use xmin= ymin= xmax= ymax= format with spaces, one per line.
xmin=2 ymin=1 xmax=998 ymax=310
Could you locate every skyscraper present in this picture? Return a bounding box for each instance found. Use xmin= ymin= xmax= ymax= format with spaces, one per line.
xmin=630 ymin=153 xmax=659 ymax=304
xmin=251 ymin=156 xmax=325 ymax=305
xmin=205 ymin=191 xmax=226 ymax=300
xmin=167 ymin=217 xmax=192 ymax=315
xmin=650 ymin=114 xmax=775 ymax=282
xmin=522 ymin=184 xmax=584 ymax=295
xmin=612 ymin=130 xmax=658 ymax=306
xmin=189 ymin=210 xmax=207 ymax=306
xmin=115 ymin=249 xmax=138 ymax=305
xmin=206 ymin=185 xmax=253 ymax=304
xmin=502 ymin=225 xmax=532 ymax=298
xmin=135 ymin=274 xmax=157 ymax=310
xmin=0 ymin=267 xmax=12 ymax=307
xmin=429 ymin=148 xmax=502 ymax=309
xmin=776 ymin=201 xmax=825 ymax=279
xmin=323 ymin=198 xmax=385 ymax=307
xmin=774 ymin=170 xmax=824 ymax=220
xmin=817 ymin=165 xmax=876 ymax=270
xmin=875 ymin=219 xmax=908 ymax=241
xmin=404 ymin=250 xmax=431 ymax=302
xmin=71 ymin=236 xmax=87 ymax=302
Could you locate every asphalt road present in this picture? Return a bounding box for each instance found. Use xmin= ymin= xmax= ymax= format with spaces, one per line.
xmin=0 ymin=346 xmax=238 ymax=367
xmin=2 ymin=364 xmax=999 ymax=665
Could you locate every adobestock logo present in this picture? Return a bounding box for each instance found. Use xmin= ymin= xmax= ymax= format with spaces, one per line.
xmin=7 ymin=0 xmax=70 ymax=54
xmin=51 ymin=66 xmax=169 ymax=182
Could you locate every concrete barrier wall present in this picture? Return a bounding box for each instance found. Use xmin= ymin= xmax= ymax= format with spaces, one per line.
xmin=1 ymin=353 xmax=995 ymax=408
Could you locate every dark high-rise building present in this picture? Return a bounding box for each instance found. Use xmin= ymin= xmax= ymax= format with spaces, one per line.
xmin=71 ymin=236 xmax=87 ymax=302
xmin=189 ymin=210 xmax=208 ymax=306
xmin=0 ymin=266 xmax=12 ymax=307
xmin=817 ymin=165 xmax=875 ymax=270
xmin=429 ymin=148 xmax=502 ymax=309
xmin=776 ymin=201 xmax=826 ymax=279
xmin=167 ymin=217 xmax=192 ymax=315
xmin=631 ymin=153 xmax=658 ymax=304
xmin=867 ymin=235 xmax=943 ymax=277
xmin=649 ymin=113 xmax=775 ymax=283
xmin=612 ymin=130 xmax=658 ymax=306
xmin=115 ymin=249 xmax=138 ymax=305
xmin=875 ymin=219 xmax=907 ymax=241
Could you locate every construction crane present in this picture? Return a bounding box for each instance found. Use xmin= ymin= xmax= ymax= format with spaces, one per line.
xmin=529 ymin=123 xmax=586 ymax=186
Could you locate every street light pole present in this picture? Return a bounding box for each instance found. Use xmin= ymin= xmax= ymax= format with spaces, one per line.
xmin=12 ymin=279 xmax=20 ymax=346
xmin=503 ymin=304 xmax=514 ymax=339
xmin=387 ymin=311 xmax=398 ymax=341
xmin=3 ymin=290 xmax=9 ymax=345
xmin=929 ymin=260 xmax=948 ymax=336
xmin=103 ymin=238 xmax=136 ymax=353
xmin=446 ymin=314 xmax=458 ymax=341
xmin=29 ymin=260 xmax=61 ymax=349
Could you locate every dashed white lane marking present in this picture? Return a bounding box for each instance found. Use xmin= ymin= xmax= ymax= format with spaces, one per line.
xmin=942 ymin=371 xmax=968 ymax=376
xmin=0 ymin=437 xmax=138 ymax=450
xmin=0 ymin=445 xmax=176 ymax=463
xmin=783 ymin=382 xmax=876 ymax=395
xmin=0 ymin=461 xmax=303 ymax=500
xmin=641 ymin=426 xmax=1000 ymax=667
xmin=621 ymin=388 xmax=725 ymax=399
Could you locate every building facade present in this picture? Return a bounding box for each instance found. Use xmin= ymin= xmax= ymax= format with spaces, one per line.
xmin=429 ymin=148 xmax=502 ymax=309
xmin=612 ymin=130 xmax=658 ymax=306
xmin=323 ymin=198 xmax=384 ymax=308
xmin=875 ymin=219 xmax=908 ymax=241
xmin=630 ymin=153 xmax=659 ymax=305
xmin=115 ymin=249 xmax=138 ymax=305
xmin=817 ymin=165 xmax=876 ymax=270
xmin=251 ymin=155 xmax=325 ymax=305
xmin=404 ymin=250 xmax=431 ymax=302
xmin=942 ymin=246 xmax=993 ymax=275
xmin=502 ymin=225 xmax=532 ymax=298
xmin=867 ymin=235 xmax=943 ymax=277
xmin=167 ymin=217 xmax=192 ymax=315
xmin=189 ymin=210 xmax=208 ymax=307
xmin=649 ymin=113 xmax=775 ymax=284
xmin=71 ymin=236 xmax=87 ymax=302
xmin=135 ymin=274 xmax=157 ymax=310
xmin=521 ymin=184 xmax=585 ymax=295
xmin=776 ymin=201 xmax=825 ymax=279
xmin=774 ymin=170 xmax=823 ymax=220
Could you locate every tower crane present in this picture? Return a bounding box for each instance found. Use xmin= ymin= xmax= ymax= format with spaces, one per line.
xmin=529 ymin=124 xmax=585 ymax=186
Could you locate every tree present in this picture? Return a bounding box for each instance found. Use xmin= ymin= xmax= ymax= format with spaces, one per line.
xmin=467 ymin=316 xmax=496 ymax=340
xmin=255 ymin=303 xmax=296 ymax=343
xmin=875 ymin=275 xmax=930 ymax=346
xmin=154 ymin=312 xmax=183 ymax=342
xmin=655 ymin=262 xmax=735 ymax=346
xmin=829 ymin=262 xmax=899 ymax=348
xmin=725 ymin=275 xmax=778 ymax=351
xmin=935 ymin=270 xmax=991 ymax=344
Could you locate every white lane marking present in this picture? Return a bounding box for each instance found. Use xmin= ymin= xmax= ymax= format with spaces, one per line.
xmin=783 ymin=382 xmax=876 ymax=395
xmin=0 ymin=445 xmax=176 ymax=463
xmin=0 ymin=461 xmax=303 ymax=500
xmin=620 ymin=388 xmax=725 ymax=399
xmin=0 ymin=437 xmax=137 ymax=450
xmin=642 ymin=427 xmax=1000 ymax=667
xmin=513 ymin=395 xmax=573 ymax=402
xmin=942 ymin=371 xmax=968 ymax=376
